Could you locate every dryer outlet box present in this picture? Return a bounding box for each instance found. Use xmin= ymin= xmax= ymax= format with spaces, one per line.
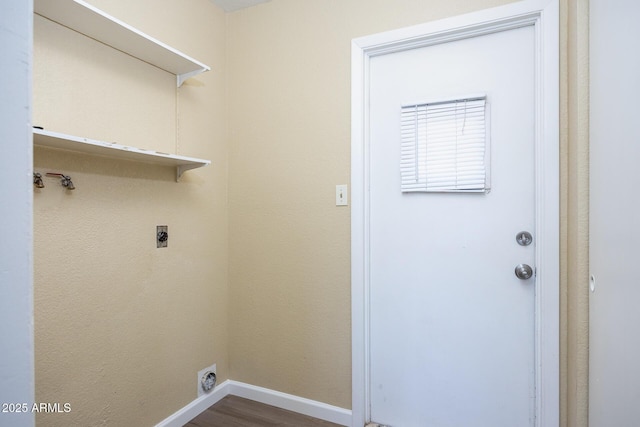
xmin=197 ymin=363 xmax=216 ymax=397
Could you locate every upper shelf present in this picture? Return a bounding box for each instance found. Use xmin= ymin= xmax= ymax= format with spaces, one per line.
xmin=33 ymin=129 xmax=211 ymax=181
xmin=34 ymin=0 xmax=211 ymax=87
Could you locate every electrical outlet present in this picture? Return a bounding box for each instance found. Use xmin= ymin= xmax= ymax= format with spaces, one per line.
xmin=157 ymin=225 xmax=168 ymax=248
xmin=197 ymin=363 xmax=216 ymax=397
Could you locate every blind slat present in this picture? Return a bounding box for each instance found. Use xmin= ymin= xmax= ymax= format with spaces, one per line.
xmin=400 ymin=96 xmax=488 ymax=193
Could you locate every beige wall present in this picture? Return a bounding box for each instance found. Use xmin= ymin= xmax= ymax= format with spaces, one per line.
xmin=227 ymin=0 xmax=589 ymax=423
xmin=33 ymin=0 xmax=228 ymax=425
xmin=227 ymin=0 xmax=528 ymax=410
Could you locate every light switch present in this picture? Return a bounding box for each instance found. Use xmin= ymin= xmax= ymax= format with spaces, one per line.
xmin=336 ymin=185 xmax=348 ymax=206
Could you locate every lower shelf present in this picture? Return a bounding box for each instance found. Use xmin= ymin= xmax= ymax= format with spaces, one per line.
xmin=33 ymin=129 xmax=211 ymax=181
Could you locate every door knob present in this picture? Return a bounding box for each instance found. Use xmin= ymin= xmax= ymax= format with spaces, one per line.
xmin=515 ymin=264 xmax=533 ymax=280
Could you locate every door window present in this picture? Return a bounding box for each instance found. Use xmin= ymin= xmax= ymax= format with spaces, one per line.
xmin=400 ymin=95 xmax=490 ymax=193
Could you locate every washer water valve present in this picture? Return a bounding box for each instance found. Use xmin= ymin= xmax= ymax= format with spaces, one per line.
xmin=33 ymin=172 xmax=45 ymax=188
xmin=46 ymin=172 xmax=75 ymax=190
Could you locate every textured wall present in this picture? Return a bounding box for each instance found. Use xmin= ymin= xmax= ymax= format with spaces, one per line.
xmin=32 ymin=0 xmax=228 ymax=425
xmin=226 ymin=0 xmax=517 ymax=410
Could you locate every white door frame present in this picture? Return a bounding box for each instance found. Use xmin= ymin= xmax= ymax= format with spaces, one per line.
xmin=350 ymin=1 xmax=559 ymax=426
xmin=0 ymin=1 xmax=35 ymax=426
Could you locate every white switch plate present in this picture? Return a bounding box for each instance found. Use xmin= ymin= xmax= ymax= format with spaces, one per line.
xmin=336 ymin=185 xmax=348 ymax=206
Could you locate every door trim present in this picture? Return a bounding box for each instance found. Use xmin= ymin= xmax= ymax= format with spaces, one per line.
xmin=350 ymin=1 xmax=559 ymax=426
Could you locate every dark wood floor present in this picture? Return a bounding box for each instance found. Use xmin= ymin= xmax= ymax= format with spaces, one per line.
xmin=184 ymin=395 xmax=343 ymax=427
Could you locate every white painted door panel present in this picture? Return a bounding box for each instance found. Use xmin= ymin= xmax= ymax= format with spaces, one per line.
xmin=369 ymin=26 xmax=536 ymax=427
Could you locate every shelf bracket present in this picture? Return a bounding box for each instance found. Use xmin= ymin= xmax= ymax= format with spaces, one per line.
xmin=176 ymin=164 xmax=203 ymax=181
xmin=177 ymin=68 xmax=208 ymax=87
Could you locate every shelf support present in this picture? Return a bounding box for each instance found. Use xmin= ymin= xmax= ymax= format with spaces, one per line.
xmin=177 ymin=69 xmax=208 ymax=87
xmin=176 ymin=164 xmax=203 ymax=181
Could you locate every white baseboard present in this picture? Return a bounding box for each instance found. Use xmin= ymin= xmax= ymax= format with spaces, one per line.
xmin=154 ymin=380 xmax=230 ymax=427
xmin=228 ymin=380 xmax=352 ymax=426
xmin=155 ymin=379 xmax=352 ymax=427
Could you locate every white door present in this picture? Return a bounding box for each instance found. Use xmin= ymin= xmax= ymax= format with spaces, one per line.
xmin=368 ymin=26 xmax=537 ymax=427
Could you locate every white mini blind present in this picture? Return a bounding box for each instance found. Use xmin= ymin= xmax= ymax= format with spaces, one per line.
xmin=400 ymin=96 xmax=489 ymax=193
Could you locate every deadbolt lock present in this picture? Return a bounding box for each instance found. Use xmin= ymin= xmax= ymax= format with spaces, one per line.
xmin=516 ymin=231 xmax=533 ymax=246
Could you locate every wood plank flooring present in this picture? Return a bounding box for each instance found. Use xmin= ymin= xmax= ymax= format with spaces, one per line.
xmin=184 ymin=395 xmax=343 ymax=427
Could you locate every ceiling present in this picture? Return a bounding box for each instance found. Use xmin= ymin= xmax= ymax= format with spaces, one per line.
xmin=210 ymin=0 xmax=270 ymax=12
